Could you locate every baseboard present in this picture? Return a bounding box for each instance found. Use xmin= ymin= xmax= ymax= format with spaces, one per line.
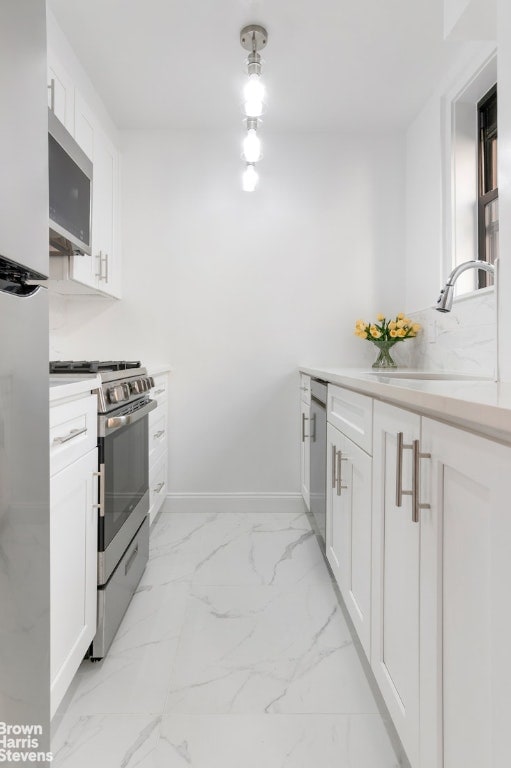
xmin=164 ymin=493 xmax=306 ymax=514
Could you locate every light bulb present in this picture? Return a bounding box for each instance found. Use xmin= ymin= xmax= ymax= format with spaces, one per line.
xmin=242 ymin=128 xmax=261 ymax=163
xmin=242 ymin=164 xmax=258 ymax=192
xmin=243 ymin=74 xmax=265 ymax=117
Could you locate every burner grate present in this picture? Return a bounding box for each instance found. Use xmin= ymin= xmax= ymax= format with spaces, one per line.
xmin=50 ymin=360 xmax=141 ymax=374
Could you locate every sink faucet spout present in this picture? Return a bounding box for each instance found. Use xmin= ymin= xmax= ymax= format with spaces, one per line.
xmin=435 ymin=260 xmax=495 ymax=312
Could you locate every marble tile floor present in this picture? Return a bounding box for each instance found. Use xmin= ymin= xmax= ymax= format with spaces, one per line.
xmin=51 ymin=509 xmax=408 ymax=767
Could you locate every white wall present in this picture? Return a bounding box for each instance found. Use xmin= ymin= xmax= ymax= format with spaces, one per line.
xmin=50 ymin=129 xmax=405 ymax=496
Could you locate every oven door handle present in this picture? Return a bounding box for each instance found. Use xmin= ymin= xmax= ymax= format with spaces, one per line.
xmin=100 ymin=398 xmax=157 ymax=436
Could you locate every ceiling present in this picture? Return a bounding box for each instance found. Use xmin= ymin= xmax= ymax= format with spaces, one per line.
xmin=48 ymin=0 xmax=464 ymax=131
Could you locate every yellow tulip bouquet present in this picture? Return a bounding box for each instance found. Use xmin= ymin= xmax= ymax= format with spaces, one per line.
xmin=354 ymin=313 xmax=421 ymax=368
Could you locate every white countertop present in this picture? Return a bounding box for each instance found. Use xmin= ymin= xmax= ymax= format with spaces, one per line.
xmin=300 ymin=367 xmax=511 ymax=442
xmin=146 ymin=364 xmax=172 ymax=376
xmin=49 ymin=375 xmax=101 ymax=402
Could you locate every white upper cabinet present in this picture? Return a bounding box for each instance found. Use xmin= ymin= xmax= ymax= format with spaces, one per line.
xmin=47 ymin=35 xmax=122 ymax=299
xmin=47 ymin=49 xmax=74 ymax=135
xmin=74 ymin=90 xmax=95 ymax=161
xmin=93 ymin=128 xmax=120 ymax=298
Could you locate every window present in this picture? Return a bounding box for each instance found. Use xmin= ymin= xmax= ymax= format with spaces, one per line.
xmin=445 ymin=50 xmax=497 ymax=298
xmin=477 ymin=85 xmax=498 ymax=287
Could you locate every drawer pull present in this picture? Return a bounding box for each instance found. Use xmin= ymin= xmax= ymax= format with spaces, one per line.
xmin=154 ymin=429 xmax=165 ymax=439
xmin=154 ymin=388 xmax=165 ymax=395
xmin=154 ymin=481 xmax=165 ymax=494
xmin=53 ymin=426 xmax=87 ymax=445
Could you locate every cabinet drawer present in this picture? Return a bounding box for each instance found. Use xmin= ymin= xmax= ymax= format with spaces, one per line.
xmin=150 ymin=373 xmax=168 ymax=406
xmin=300 ymin=373 xmax=311 ymax=405
xmin=148 ymin=410 xmax=167 ymax=466
xmin=50 ymin=394 xmax=97 ymax=476
xmin=149 ymin=452 xmax=167 ymax=524
xmin=327 ymin=384 xmax=373 ymax=454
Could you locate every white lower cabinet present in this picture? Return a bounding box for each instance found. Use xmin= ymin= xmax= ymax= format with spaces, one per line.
xmin=326 ymin=422 xmax=372 ymax=657
xmin=371 ymin=399 xmax=511 ymax=768
xmin=148 ymin=372 xmax=169 ymax=525
xmin=372 ymin=401 xmax=421 ymax=766
xmin=50 ymin=391 xmax=98 ymax=717
xmin=420 ymin=417 xmax=511 ymax=768
xmin=300 ymin=398 xmax=310 ymax=509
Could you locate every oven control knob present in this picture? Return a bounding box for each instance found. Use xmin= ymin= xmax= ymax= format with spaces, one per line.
xmin=130 ymin=380 xmax=142 ymax=394
xmin=108 ymin=385 xmax=126 ymax=403
xmin=148 ymin=376 xmax=155 ymax=389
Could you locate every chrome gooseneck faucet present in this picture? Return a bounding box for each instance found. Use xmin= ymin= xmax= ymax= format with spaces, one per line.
xmin=435 ymin=260 xmax=495 ymax=312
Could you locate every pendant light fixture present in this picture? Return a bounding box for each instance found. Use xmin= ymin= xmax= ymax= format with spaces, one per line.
xmin=240 ymin=24 xmax=268 ymax=192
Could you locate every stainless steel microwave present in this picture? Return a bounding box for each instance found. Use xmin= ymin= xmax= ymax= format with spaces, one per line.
xmin=48 ymin=108 xmax=93 ymax=256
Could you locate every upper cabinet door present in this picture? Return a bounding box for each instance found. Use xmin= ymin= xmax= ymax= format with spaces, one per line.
xmin=74 ymin=90 xmax=95 ymax=161
xmin=69 ymin=92 xmax=121 ymax=298
xmin=47 ymin=50 xmax=75 ymax=135
xmin=93 ymin=129 xmax=121 ymax=298
xmin=0 ymin=0 xmax=48 ymax=276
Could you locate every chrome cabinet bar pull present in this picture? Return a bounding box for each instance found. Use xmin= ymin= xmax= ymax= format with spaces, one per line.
xmin=154 ymin=481 xmax=165 ymax=494
xmin=412 ymin=440 xmax=431 ymax=523
xmin=336 ymin=450 xmax=349 ymax=496
xmin=301 ymin=413 xmax=309 ymax=442
xmin=331 ymin=444 xmax=337 ymax=488
xmin=96 ymin=252 xmax=108 ymax=281
xmin=53 ymin=426 xmax=87 ymax=444
xmin=396 ymin=431 xmax=413 ymax=507
xmin=92 ymin=466 xmax=105 ymax=517
xmin=104 ymin=253 xmax=109 ymax=283
xmin=48 ymin=78 xmax=55 ymax=112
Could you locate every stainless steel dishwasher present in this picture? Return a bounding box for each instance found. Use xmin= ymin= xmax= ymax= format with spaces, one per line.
xmin=309 ymin=378 xmax=327 ymax=548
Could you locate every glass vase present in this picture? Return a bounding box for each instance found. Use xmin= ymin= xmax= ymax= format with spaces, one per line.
xmin=371 ymin=339 xmax=398 ymax=369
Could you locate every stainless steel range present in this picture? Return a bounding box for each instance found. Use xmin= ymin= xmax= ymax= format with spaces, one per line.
xmin=49 ymin=361 xmax=157 ymax=659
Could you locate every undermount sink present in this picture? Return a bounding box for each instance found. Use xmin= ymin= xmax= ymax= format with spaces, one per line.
xmin=368 ymin=371 xmax=492 ymax=381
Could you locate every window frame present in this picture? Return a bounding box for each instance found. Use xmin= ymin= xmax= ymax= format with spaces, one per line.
xmin=442 ymin=47 xmax=497 ymax=299
xmin=477 ymin=84 xmax=498 ymax=289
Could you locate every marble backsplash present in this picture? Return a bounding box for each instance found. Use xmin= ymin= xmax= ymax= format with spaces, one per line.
xmin=394 ymin=288 xmax=497 ymax=377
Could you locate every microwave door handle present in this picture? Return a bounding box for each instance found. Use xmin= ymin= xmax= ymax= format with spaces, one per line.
xmin=48 ymin=78 xmax=55 ymax=113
